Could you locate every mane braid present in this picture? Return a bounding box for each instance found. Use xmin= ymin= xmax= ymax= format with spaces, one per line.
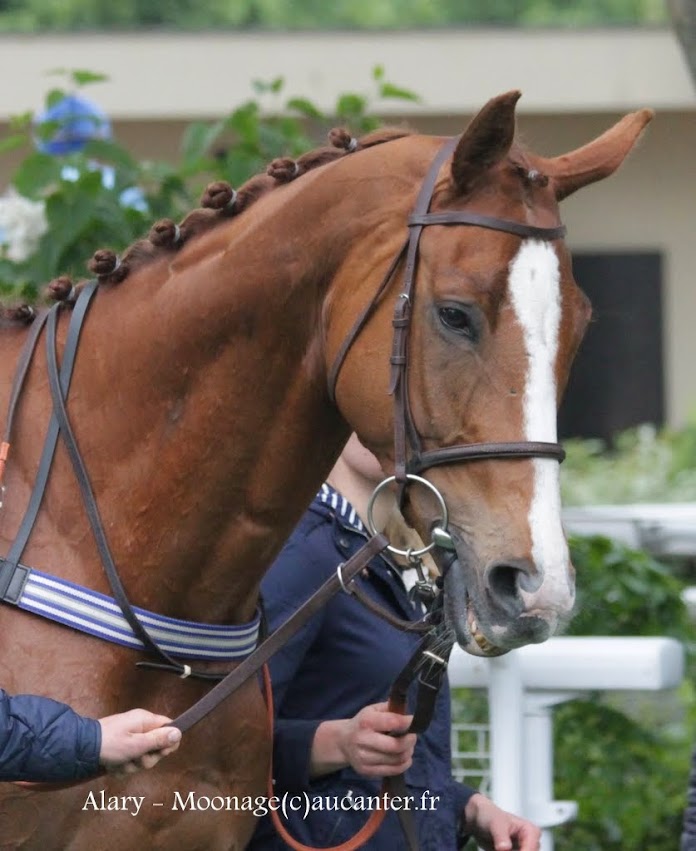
xmin=0 ymin=125 xmax=416 ymax=323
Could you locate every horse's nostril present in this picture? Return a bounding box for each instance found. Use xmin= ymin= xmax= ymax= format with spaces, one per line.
xmin=485 ymin=559 xmax=542 ymax=613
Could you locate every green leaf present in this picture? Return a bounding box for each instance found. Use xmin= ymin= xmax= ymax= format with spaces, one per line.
xmin=12 ymin=153 xmax=63 ymax=197
xmin=9 ymin=111 xmax=33 ymax=132
xmin=0 ymin=134 xmax=28 ymax=155
xmin=180 ymin=120 xmax=225 ymax=166
xmin=83 ymin=139 xmax=140 ymax=174
xmin=335 ymin=93 xmax=367 ymax=118
xmin=252 ymin=77 xmax=285 ymax=95
xmin=286 ymin=97 xmax=323 ymax=119
xmin=372 ymin=64 xmax=385 ymax=81
xmin=224 ymin=102 xmax=261 ymax=146
xmin=32 ymin=119 xmax=63 ymax=144
xmin=71 ymin=70 xmax=109 ymax=87
xmin=45 ymin=88 xmax=67 ymax=109
xmin=379 ymin=82 xmax=420 ymax=102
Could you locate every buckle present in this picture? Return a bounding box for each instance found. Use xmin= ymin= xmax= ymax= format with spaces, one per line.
xmin=0 ymin=558 xmax=30 ymax=604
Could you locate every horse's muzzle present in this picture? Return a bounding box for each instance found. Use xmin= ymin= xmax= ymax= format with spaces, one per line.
xmin=441 ymin=549 xmax=567 ymax=656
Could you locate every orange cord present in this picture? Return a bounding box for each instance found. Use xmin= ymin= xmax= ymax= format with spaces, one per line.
xmin=263 ymin=663 xmax=389 ymax=851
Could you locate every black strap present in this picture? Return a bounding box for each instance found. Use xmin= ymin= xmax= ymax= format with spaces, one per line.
xmin=348 ymin=582 xmax=431 ymax=633
xmin=327 ymin=238 xmax=409 ymax=405
xmin=2 ymin=308 xmax=50 ymax=446
xmin=0 ymin=558 xmax=30 ymax=604
xmin=389 ymin=139 xmax=459 ymax=482
xmin=5 ymin=286 xmax=97 ymax=569
xmin=408 ymin=211 xmax=567 ymax=241
xmin=408 ymin=440 xmax=566 ymax=472
xmin=386 ymin=619 xmax=455 ymax=851
xmin=0 ymin=289 xmax=96 ymax=602
xmin=44 ymin=298 xmax=222 ymax=680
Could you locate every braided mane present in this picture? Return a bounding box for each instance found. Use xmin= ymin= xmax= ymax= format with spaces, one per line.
xmin=2 ymin=126 xmax=412 ymax=325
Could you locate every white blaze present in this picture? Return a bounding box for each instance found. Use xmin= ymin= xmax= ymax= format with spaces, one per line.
xmin=508 ymin=240 xmax=573 ymax=609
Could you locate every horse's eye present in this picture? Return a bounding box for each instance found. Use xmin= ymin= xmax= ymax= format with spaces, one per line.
xmin=438 ymin=305 xmax=477 ymax=339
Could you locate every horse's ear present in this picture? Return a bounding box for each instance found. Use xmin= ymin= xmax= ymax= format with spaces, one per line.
xmin=539 ymin=108 xmax=654 ymax=201
xmin=451 ymin=90 xmax=521 ymax=194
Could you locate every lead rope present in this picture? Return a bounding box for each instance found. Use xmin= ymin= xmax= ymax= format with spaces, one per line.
xmin=264 ymin=662 xmax=389 ymax=851
xmin=266 ymin=595 xmax=452 ymax=851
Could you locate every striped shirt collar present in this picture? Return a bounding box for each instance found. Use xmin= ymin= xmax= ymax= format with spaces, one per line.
xmin=316 ymin=484 xmax=424 ymax=602
xmin=317 ymin=483 xmax=365 ymax=534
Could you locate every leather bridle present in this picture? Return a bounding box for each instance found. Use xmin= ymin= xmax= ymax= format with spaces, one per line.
xmin=328 ymin=137 xmax=566 ymax=515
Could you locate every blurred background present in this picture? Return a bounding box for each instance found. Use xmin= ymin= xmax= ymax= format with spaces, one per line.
xmin=0 ymin=3 xmax=695 ymax=849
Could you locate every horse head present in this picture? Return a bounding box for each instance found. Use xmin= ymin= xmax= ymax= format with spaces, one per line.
xmin=329 ymin=91 xmax=652 ymax=656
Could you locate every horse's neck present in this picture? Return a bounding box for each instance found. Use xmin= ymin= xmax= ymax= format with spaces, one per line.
xmin=44 ymin=183 xmax=377 ymax=622
xmin=4 ymin=155 xmax=418 ymax=625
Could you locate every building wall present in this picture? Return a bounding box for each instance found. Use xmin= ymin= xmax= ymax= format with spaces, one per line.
xmin=0 ymin=29 xmax=694 ymax=424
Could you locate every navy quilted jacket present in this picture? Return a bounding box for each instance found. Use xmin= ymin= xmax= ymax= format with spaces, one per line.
xmin=249 ymin=485 xmax=476 ymax=851
xmin=0 ymin=688 xmax=100 ymax=782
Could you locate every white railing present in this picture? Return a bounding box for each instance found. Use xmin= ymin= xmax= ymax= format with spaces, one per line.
xmin=449 ymin=637 xmax=685 ymax=851
xmin=562 ymin=502 xmax=696 ymax=557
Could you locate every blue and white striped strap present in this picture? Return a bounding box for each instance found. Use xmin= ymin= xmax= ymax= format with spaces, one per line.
xmin=15 ymin=568 xmax=260 ymax=661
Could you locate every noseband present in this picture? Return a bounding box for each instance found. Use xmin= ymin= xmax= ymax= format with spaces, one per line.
xmin=328 ymin=137 xmax=566 ymax=549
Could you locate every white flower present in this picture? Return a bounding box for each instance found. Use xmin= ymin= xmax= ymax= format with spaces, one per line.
xmin=0 ymin=189 xmax=48 ymax=263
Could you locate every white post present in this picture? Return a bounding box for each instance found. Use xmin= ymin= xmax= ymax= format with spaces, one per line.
xmin=523 ymin=693 xmax=580 ymax=851
xmin=487 ymin=650 xmax=524 ymax=814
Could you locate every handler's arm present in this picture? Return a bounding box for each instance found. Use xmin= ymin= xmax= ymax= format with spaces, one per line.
xmin=0 ymin=688 xmax=100 ymax=782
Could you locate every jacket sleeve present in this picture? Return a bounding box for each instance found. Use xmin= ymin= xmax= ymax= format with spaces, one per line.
xmin=453 ymin=779 xmax=479 ymax=845
xmin=0 ymin=688 xmax=101 ymax=782
xmin=261 ymin=526 xmax=333 ymax=792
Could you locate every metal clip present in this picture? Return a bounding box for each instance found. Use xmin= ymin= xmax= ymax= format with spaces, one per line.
xmin=422 ymin=649 xmax=446 ymax=667
xmin=336 ymin=563 xmax=354 ymax=595
xmin=431 ymin=525 xmax=456 ymax=551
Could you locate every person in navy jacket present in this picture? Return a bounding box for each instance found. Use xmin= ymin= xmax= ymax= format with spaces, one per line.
xmin=250 ymin=434 xmax=541 ymax=851
xmin=0 ymin=691 xmax=181 ymax=782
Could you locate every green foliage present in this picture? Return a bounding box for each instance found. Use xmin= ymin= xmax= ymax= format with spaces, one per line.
xmin=0 ymin=0 xmax=668 ymax=32
xmin=561 ymin=420 xmax=696 ymax=505
xmin=553 ymin=694 xmax=691 ymax=850
xmin=568 ymin=534 xmax=692 ymax=639
xmin=455 ymin=534 xmax=693 ymax=851
xmin=0 ymin=66 xmax=417 ymax=296
xmin=553 ymin=536 xmax=694 ymax=850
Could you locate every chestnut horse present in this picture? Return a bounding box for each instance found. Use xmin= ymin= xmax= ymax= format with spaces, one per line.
xmin=0 ymin=92 xmax=650 ymax=849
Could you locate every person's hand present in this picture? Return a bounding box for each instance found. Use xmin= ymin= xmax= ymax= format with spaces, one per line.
xmin=310 ymin=702 xmax=416 ymax=778
xmin=338 ymin=702 xmax=416 ymax=777
xmin=463 ymin=793 xmax=541 ymax=851
xmin=98 ymin=709 xmax=182 ymax=775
